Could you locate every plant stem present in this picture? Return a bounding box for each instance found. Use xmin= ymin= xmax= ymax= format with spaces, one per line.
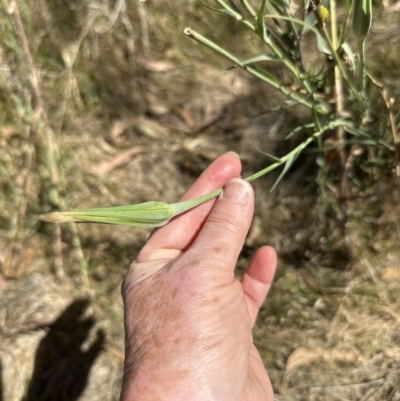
xmin=184 ymin=28 xmax=314 ymax=110
xmin=195 ymin=120 xmax=348 ymax=196
xmin=318 ymin=24 xmax=360 ymax=102
xmin=172 ymin=120 xmax=346 ymax=209
xmin=209 ymin=1 xmax=312 ymax=93
xmin=212 ymin=0 xmax=255 ymax=30
xmin=185 ymin=120 xmax=350 ymax=209
xmin=330 ymin=0 xmax=346 ymax=168
xmin=357 ymin=39 xmax=366 ymax=91
xmin=239 ymin=0 xmax=256 ymax=18
xmin=244 ymin=119 xmax=345 ymax=183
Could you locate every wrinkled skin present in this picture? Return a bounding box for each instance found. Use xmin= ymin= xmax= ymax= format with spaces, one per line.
xmin=121 ymin=153 xmax=277 ymax=401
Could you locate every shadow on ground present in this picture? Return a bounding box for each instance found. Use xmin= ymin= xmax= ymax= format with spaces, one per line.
xmin=22 ymin=299 xmax=105 ymax=401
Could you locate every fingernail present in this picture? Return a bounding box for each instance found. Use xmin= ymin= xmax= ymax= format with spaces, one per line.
xmin=221 ymin=178 xmax=250 ymax=204
xmin=227 ymin=151 xmax=240 ymax=159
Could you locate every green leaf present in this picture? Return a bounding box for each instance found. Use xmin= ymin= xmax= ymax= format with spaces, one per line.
xmin=248 ymin=65 xmax=280 ymax=86
xmin=286 ymin=122 xmax=316 ymax=139
xmin=253 ymin=100 xmax=299 ymax=116
xmin=270 ymin=152 xmax=298 ymax=191
xmin=307 ymin=138 xmax=378 ymax=152
xmin=352 ymin=0 xmax=372 ymax=41
xmin=268 ymin=0 xmax=288 ymax=10
xmin=341 ymin=41 xmax=356 ymax=71
xmin=341 ymin=121 xmax=371 ymax=138
xmin=264 ymin=12 xmax=327 ymax=38
xmin=316 ymin=32 xmax=331 ymax=54
xmin=243 ymin=54 xmax=281 ymax=64
xmin=227 ymin=0 xmax=242 ymax=14
xmin=257 ymin=149 xmax=282 ymax=163
xmin=344 ymin=0 xmax=352 ymax=16
xmin=226 ymin=54 xmax=281 ymax=71
xmin=257 ymin=0 xmax=268 ymax=40
xmin=198 ymin=0 xmax=237 ymax=17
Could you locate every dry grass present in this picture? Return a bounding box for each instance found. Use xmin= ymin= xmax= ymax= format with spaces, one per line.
xmin=1 ymin=0 xmax=400 ymax=400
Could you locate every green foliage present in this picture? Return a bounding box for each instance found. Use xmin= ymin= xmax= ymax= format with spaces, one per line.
xmin=188 ymin=0 xmax=399 ymax=196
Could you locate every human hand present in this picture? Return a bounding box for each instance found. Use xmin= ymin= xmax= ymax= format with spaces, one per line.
xmin=121 ymin=152 xmax=277 ymax=401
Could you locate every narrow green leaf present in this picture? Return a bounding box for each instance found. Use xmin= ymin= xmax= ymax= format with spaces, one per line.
xmin=341 ymin=41 xmax=356 ymax=71
xmin=243 ymin=54 xmax=281 ymax=64
xmin=239 ymin=0 xmax=256 ymax=17
xmin=226 ymin=54 xmax=281 ymax=71
xmin=268 ymin=0 xmax=288 ymax=10
xmin=228 ymin=0 xmax=244 ymax=14
xmin=257 ymin=0 xmax=268 ymax=40
xmin=257 ymin=149 xmax=282 ymax=163
xmin=352 ymin=0 xmax=372 ymax=41
xmin=248 ymin=65 xmax=280 ymax=86
xmin=253 ymin=100 xmax=299 ymax=116
xmin=307 ymin=138 xmax=378 ymax=152
xmin=316 ymin=32 xmax=331 ymax=54
xmin=198 ymin=0 xmax=237 ymax=17
xmin=270 ymin=152 xmax=298 ymax=191
xmin=341 ymin=121 xmax=371 ymax=138
xmin=286 ymin=122 xmax=316 ymax=139
xmin=344 ymin=0 xmax=352 ymax=16
xmin=263 ymin=12 xmax=327 ymax=38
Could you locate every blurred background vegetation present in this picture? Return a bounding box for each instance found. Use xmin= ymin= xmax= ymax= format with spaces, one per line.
xmin=0 ymin=0 xmax=400 ymax=400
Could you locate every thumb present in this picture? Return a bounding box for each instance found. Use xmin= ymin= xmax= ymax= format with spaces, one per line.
xmin=188 ymin=178 xmax=254 ymax=274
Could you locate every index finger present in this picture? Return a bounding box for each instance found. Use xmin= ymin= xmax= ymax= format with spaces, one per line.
xmin=138 ymin=152 xmax=241 ymax=258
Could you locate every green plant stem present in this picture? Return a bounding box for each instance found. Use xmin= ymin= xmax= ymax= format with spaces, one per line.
xmin=244 ymin=119 xmax=345 ymax=183
xmin=212 ymin=0 xmax=255 ymax=30
xmin=211 ymin=0 xmax=312 ymax=94
xmin=330 ymin=0 xmax=346 ymax=168
xmin=338 ymin=0 xmax=353 ymax=46
xmin=47 ymin=118 xmax=354 ymax=228
xmin=330 ymin=0 xmax=338 ymax=48
xmin=174 ymin=120 xmax=347 ymax=206
xmin=199 ymin=120 xmax=348 ymax=193
xmin=239 ymin=0 xmax=256 ymax=18
xmin=357 ymin=39 xmax=366 ymax=91
xmin=262 ymin=32 xmax=308 ymax=90
xmin=185 ymin=120 xmax=349 ymax=203
xmin=315 ymin=19 xmax=360 ymax=102
xmin=184 ymin=28 xmax=314 ymax=110
xmin=256 ymin=3 xmax=310 ymax=91
xmin=244 ymin=12 xmax=316 ymax=96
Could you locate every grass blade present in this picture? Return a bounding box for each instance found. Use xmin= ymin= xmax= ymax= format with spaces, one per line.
xmin=270 ymin=152 xmax=298 ymax=192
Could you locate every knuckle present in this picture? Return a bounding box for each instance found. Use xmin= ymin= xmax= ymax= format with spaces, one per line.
xmin=206 ymin=208 xmax=244 ymax=234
